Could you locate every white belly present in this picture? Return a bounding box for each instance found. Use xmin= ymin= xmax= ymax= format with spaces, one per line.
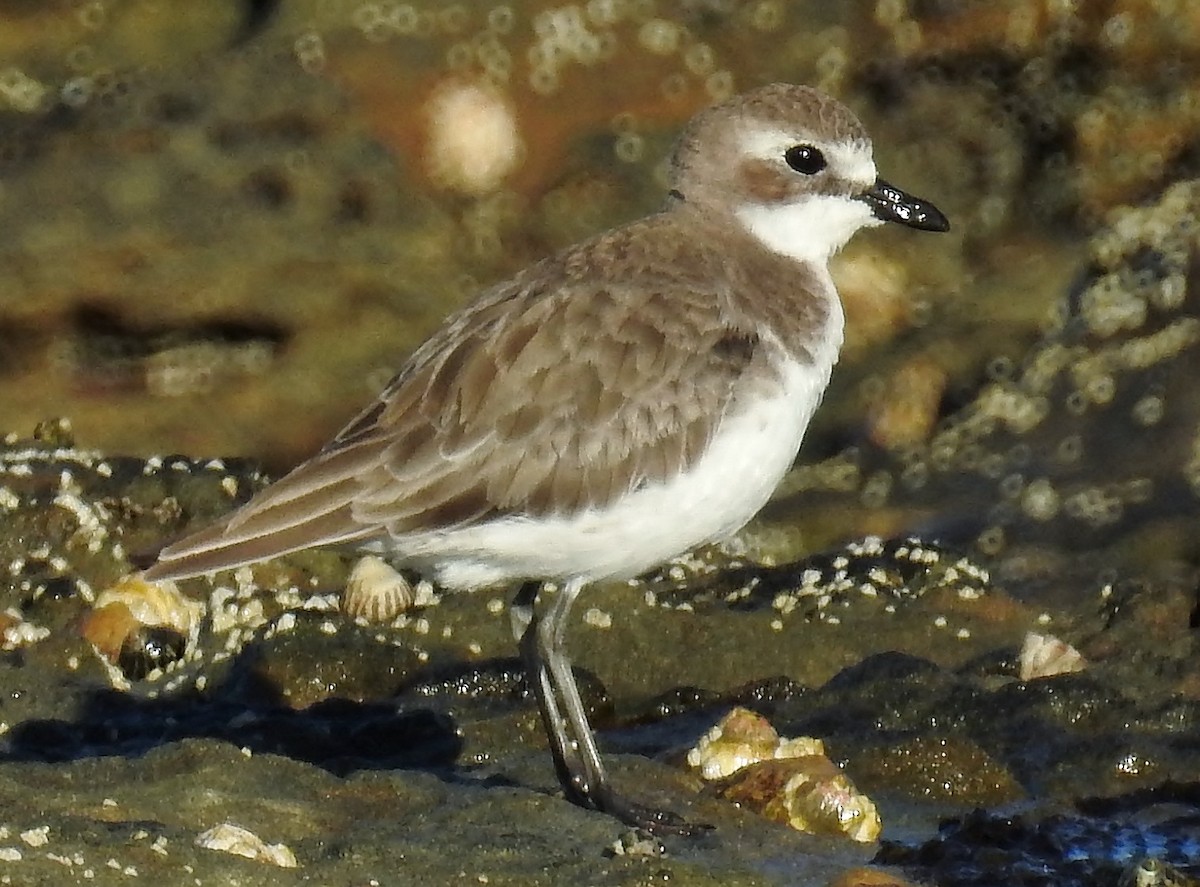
xmin=386 ymin=329 xmax=841 ymax=590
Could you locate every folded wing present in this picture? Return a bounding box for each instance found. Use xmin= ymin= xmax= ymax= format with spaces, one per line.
xmin=144 ymin=246 xmax=763 ymax=582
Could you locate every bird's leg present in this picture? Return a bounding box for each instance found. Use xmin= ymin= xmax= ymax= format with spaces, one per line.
xmin=537 ymin=577 xmax=609 ymax=805
xmin=514 ymin=579 xmax=704 ymax=835
xmin=512 ymin=581 xmax=585 ymax=793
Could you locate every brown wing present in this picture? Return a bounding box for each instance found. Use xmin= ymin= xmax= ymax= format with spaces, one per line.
xmin=351 ymin=276 xmax=762 ymax=529
xmin=144 ymin=233 xmax=764 ymax=581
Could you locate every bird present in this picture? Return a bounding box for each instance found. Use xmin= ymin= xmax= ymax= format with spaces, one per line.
xmin=143 ymin=82 xmax=949 ymax=834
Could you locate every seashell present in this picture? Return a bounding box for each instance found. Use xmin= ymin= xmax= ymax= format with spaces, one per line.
xmin=342 ymin=555 xmax=421 ymax=622
xmin=608 ymin=829 xmax=666 ymax=859
xmin=687 ymin=706 xmax=879 ymax=841
xmin=81 ymin=575 xmax=202 ymax=664
xmin=719 ymin=755 xmax=882 ymax=843
xmin=686 ymin=706 xmax=823 ymax=780
xmin=1019 ymin=631 xmax=1086 ymax=681
xmin=195 ymin=822 xmax=298 ymax=868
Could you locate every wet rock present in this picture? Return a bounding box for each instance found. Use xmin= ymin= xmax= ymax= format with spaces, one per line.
xmin=879 ymin=805 xmax=1200 ymax=887
xmin=116 ymin=625 xmax=189 ymax=682
xmin=220 ymin=609 xmax=427 ymax=709
xmin=842 ymin=735 xmax=1023 ymax=807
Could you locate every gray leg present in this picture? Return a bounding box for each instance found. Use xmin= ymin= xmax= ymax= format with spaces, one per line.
xmin=515 ymin=579 xmax=704 ymax=835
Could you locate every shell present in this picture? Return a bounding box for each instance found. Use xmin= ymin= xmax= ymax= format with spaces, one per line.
xmin=686 ymin=706 xmax=879 ymax=842
xmin=341 ymin=555 xmax=420 ymax=622
xmin=685 ymin=706 xmax=823 ymax=780
xmin=80 ymin=575 xmax=202 ymax=663
xmin=719 ymin=755 xmax=882 ymax=843
xmin=195 ymin=823 xmax=298 ymax=868
xmin=1019 ymin=631 xmax=1087 ymax=680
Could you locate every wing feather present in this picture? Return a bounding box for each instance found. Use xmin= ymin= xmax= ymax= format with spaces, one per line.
xmin=144 ymin=218 xmax=772 ymax=581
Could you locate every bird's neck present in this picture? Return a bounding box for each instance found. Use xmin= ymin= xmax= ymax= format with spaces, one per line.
xmin=665 ymin=202 xmax=846 ymax=366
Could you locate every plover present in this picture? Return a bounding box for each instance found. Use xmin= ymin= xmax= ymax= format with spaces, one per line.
xmin=144 ymin=83 xmax=948 ymax=833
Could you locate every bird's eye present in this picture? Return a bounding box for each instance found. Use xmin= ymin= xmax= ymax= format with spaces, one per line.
xmin=784 ymin=145 xmax=826 ymax=175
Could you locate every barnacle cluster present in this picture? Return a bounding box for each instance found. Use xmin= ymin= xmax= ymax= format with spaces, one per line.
xmin=951 ymin=180 xmax=1200 ymax=548
xmin=746 ymin=535 xmax=991 ymax=630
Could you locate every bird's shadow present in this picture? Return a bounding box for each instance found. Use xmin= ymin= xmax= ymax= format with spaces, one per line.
xmin=0 ymin=642 xmax=474 ymax=780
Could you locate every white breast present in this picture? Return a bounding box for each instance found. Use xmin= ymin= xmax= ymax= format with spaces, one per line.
xmin=388 ymin=316 xmax=845 ymax=590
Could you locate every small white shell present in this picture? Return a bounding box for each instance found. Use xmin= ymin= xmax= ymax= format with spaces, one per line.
xmin=342 ymin=555 xmax=424 ymax=622
xmin=1 ymin=608 xmax=49 ymax=651
xmin=1019 ymin=631 xmax=1086 ymax=681
xmin=195 ymin=823 xmax=298 ymax=868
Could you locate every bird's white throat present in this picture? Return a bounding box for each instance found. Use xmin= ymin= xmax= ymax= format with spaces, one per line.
xmin=736 ymin=131 xmax=881 ymax=265
xmin=736 ymin=194 xmax=881 ymax=266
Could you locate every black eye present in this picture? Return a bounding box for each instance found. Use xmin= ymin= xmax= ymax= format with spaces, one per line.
xmin=785 ymin=144 xmax=826 ymax=175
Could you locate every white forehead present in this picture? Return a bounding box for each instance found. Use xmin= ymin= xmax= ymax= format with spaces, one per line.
xmin=739 ymin=127 xmax=877 ymax=188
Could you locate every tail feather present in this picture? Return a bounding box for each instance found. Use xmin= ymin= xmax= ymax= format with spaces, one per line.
xmin=143 ymin=502 xmax=378 ymax=582
xmin=224 ymin=436 xmax=388 ymax=525
xmin=142 ymin=436 xmax=394 ymax=583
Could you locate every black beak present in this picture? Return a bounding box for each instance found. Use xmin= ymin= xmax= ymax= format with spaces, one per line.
xmin=859 ymin=178 xmax=950 ymax=232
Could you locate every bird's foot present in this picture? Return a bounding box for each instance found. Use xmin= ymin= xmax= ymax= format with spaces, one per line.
xmin=591 ymin=785 xmax=713 ymax=837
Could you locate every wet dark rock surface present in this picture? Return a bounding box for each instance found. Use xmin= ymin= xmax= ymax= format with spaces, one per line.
xmin=878 ymin=801 xmax=1200 ymax=887
xmin=1 ymin=419 xmax=1198 ymax=883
